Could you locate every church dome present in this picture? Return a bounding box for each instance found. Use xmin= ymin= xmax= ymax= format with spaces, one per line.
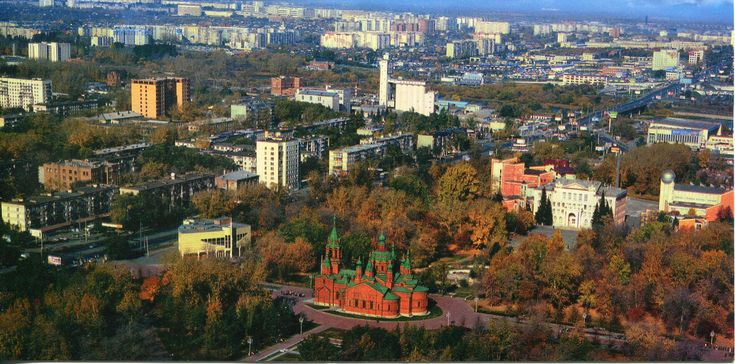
xmin=661 ymin=170 xmax=676 ymax=184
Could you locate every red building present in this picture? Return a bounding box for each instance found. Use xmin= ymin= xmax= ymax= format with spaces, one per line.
xmin=271 ymin=76 xmax=301 ymax=96
xmin=313 ymin=223 xmax=430 ymax=318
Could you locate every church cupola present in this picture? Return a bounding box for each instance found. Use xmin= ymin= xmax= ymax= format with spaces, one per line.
xmin=355 ymin=257 xmax=363 ymax=283
xmin=326 ymin=216 xmax=341 ymax=274
xmin=386 ymin=260 xmax=394 ymax=289
xmin=365 ymin=257 xmax=374 ymax=278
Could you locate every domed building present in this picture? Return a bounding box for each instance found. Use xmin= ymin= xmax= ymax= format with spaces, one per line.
xmin=659 ymin=170 xmax=733 ymax=221
xmin=313 ymin=221 xmax=429 ymax=318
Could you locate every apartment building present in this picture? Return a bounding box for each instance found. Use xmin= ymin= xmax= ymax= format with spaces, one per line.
xmin=295 ymin=89 xmax=340 ymax=111
xmin=130 ymin=77 xmax=190 ymax=119
xmin=652 ymin=49 xmax=680 ymax=70
xmin=178 ymin=217 xmax=251 ymax=258
xmin=28 ymin=42 xmax=71 ymax=62
xmin=1 ymin=185 xmax=118 ymax=237
xmin=215 ymin=170 xmax=259 ymax=191
xmin=119 ymin=173 xmax=214 ymax=208
xmin=329 ymin=133 xmax=413 ymax=175
xmin=0 ymin=77 xmax=52 ymax=111
xmin=39 ymin=159 xmax=125 ymax=191
xmin=256 ymin=136 xmax=300 ymax=190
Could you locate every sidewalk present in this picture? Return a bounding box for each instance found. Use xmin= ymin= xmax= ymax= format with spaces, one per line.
xmin=242 ymin=325 xmax=328 ymax=362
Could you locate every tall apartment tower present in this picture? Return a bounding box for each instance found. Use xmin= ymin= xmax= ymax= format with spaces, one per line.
xmin=130 ymin=77 xmax=190 ymax=119
xmin=256 ymin=136 xmax=300 ymax=191
xmin=28 ymin=42 xmax=71 ymax=62
xmin=378 ymin=53 xmax=390 ymax=106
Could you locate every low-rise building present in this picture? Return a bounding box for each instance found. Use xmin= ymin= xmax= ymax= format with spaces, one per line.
xmin=271 ymin=76 xmax=301 ymax=96
xmin=659 ymin=170 xmax=733 ymax=221
xmin=329 ymin=133 xmax=413 ymax=175
xmin=177 ymin=217 xmax=251 ymax=259
xmin=0 ymin=114 xmax=25 ymax=129
xmin=530 ymin=178 xmax=628 ymax=229
xmin=215 ymin=170 xmax=259 ymax=191
xmin=646 ymin=117 xmax=721 ymax=150
xmin=119 ymin=173 xmax=215 ymax=208
xmin=1 ymin=185 xmax=117 ymax=237
xmin=39 ymin=159 xmax=124 ymax=191
xmin=295 ymin=89 xmax=340 ymax=112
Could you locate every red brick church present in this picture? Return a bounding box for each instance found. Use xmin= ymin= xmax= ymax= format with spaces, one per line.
xmin=313 ymin=221 xmax=430 ymax=318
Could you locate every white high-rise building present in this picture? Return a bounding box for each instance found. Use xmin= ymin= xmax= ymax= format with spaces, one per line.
xmin=0 ymin=77 xmax=52 ymax=111
xmin=256 ymin=137 xmax=300 ymax=190
xmin=27 ymin=42 xmax=70 ymax=62
xmin=39 ymin=0 xmax=54 ymax=7
xmin=378 ymin=53 xmax=435 ymax=116
xmin=652 ymin=49 xmax=680 ymax=70
xmin=379 ymin=53 xmax=391 ymax=107
xmin=475 ymin=21 xmax=510 ymax=35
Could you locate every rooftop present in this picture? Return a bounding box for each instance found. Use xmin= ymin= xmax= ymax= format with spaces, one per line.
xmin=219 ymin=170 xmax=258 ymax=181
xmin=674 ymin=183 xmax=729 ymax=195
xmin=650 ymin=117 xmax=721 ymax=131
xmin=179 ymin=217 xmax=248 ymax=234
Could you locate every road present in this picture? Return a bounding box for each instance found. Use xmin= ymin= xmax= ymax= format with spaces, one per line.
xmin=242 ymin=284 xmax=626 ymax=362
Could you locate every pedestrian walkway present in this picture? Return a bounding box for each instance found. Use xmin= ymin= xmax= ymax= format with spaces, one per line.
xmin=242 ymin=325 xmax=328 ymax=362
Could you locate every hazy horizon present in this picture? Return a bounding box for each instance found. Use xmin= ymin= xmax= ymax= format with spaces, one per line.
xmin=304 ymin=0 xmax=734 ymax=24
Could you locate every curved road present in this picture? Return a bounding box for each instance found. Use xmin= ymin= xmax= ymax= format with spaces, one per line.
xmin=244 ymin=284 xmax=626 ymax=362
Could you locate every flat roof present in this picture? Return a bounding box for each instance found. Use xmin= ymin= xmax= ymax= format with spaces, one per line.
xmin=219 ymin=170 xmax=258 ymax=181
xmin=674 ymin=183 xmax=729 ymax=195
xmin=650 ymin=117 xmax=721 ymax=131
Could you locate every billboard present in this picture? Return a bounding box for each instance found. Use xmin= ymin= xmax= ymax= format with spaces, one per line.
xmin=47 ymin=255 xmax=62 ymax=266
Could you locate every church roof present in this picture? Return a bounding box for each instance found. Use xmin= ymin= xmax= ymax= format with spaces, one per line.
xmin=327 ymin=216 xmax=340 ymax=248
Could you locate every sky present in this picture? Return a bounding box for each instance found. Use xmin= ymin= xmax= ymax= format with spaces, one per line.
xmin=315 ymin=0 xmax=734 ymax=24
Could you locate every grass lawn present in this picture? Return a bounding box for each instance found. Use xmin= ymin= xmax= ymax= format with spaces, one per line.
xmin=306 ymin=303 xmax=329 ymax=310
xmin=318 ymin=327 xmax=345 ymax=339
xmin=324 ymin=302 xmax=443 ymax=322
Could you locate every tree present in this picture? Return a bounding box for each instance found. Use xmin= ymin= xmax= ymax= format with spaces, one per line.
xmin=298 ymin=335 xmax=340 ymax=361
xmin=467 ymin=200 xmax=508 ymax=250
xmin=535 ymin=188 xmax=552 ymax=225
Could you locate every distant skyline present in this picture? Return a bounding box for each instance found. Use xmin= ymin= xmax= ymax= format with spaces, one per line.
xmin=307 ymin=0 xmax=734 ymax=24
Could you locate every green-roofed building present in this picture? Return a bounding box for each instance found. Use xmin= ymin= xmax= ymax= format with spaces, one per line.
xmin=313 ymin=221 xmax=430 ymax=318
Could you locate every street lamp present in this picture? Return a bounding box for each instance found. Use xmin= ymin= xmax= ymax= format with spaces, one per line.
xmin=582 ymin=312 xmax=587 ymax=327
xmin=447 ymin=312 xmax=452 ymax=326
xmin=474 ymin=297 xmax=479 ymax=313
xmin=299 ymin=316 xmax=304 ymax=335
xmin=247 ymin=337 xmax=253 ymax=356
xmin=710 ymin=330 xmax=715 ymax=346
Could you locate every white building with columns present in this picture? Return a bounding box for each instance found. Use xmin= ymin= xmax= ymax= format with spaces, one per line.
xmin=530 ymin=178 xmax=627 ymax=229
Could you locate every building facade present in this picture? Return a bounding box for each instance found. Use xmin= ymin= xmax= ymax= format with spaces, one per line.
xmin=652 ymin=49 xmax=680 ymax=70
xmin=1 ymin=185 xmax=117 ymax=237
xmin=131 ymin=77 xmax=190 ymax=119
xmin=530 ymin=178 xmax=628 ymax=229
xmin=177 ymin=217 xmax=251 ymax=258
xmin=271 ymin=76 xmax=301 ymax=96
xmin=28 ymin=42 xmax=71 ymax=62
xmin=0 ymin=77 xmax=52 ymax=111
xmin=313 ymin=224 xmax=429 ymax=318
xmin=378 ymin=54 xmax=435 ymax=116
xmin=659 ymin=170 xmax=733 ymax=221
xmin=119 ymin=173 xmax=214 ymax=208
xmin=39 ymin=159 xmax=124 ymax=191
xmin=256 ymin=136 xmax=300 ymax=190
xmin=646 ymin=117 xmax=720 ymax=150
xmin=294 ymin=89 xmax=340 ymax=111
xmin=215 ymin=170 xmax=259 ymax=191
